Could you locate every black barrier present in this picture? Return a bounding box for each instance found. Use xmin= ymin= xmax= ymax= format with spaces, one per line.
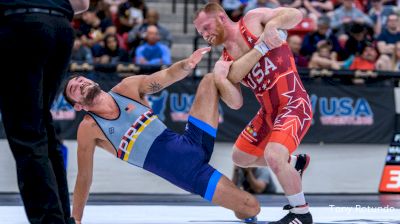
xmin=0 ymin=68 xmax=397 ymax=143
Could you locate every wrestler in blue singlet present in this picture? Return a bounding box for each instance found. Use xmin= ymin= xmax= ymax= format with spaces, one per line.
xmin=89 ymin=91 xmax=222 ymax=201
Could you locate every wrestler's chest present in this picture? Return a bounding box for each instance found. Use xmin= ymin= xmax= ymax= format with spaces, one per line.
xmin=242 ymin=55 xmax=282 ymax=91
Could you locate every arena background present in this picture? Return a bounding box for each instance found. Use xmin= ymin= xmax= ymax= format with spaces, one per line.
xmin=0 ymin=0 xmax=400 ymax=196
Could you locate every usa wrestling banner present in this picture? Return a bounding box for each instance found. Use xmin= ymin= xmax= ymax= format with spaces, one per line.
xmin=302 ymin=80 xmax=395 ymax=143
xmin=0 ymin=75 xmax=395 ymax=143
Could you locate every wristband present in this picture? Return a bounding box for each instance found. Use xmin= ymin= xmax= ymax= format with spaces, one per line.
xmin=254 ymin=30 xmax=288 ymax=55
xmin=254 ymin=41 xmax=269 ymax=55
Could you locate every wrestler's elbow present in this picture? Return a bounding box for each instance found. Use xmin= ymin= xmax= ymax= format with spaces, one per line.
xmin=227 ymin=98 xmax=243 ymax=110
xmin=290 ymin=8 xmax=303 ymax=25
xmin=227 ymin=75 xmax=241 ymax=85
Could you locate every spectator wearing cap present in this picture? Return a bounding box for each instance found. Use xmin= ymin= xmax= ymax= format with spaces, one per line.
xmin=368 ymin=0 xmax=397 ymax=36
xmin=128 ymin=8 xmax=173 ymax=50
xmin=288 ymin=35 xmax=309 ymax=68
xmin=330 ymin=0 xmax=373 ymax=35
xmin=300 ymin=16 xmax=343 ymax=58
xmin=342 ymin=23 xmax=373 ymax=60
xmin=135 ymin=25 xmax=171 ymax=66
xmin=377 ymin=13 xmax=400 ymax=55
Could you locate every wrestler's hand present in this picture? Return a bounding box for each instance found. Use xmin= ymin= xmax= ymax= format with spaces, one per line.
xmin=256 ymin=26 xmax=287 ymax=50
xmin=213 ymin=60 xmax=233 ymax=79
xmin=185 ymin=47 xmax=211 ymax=70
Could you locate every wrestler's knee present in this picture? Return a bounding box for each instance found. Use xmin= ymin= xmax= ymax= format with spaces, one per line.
xmin=232 ymin=146 xmax=257 ymax=168
xmin=264 ymin=143 xmax=289 ymax=173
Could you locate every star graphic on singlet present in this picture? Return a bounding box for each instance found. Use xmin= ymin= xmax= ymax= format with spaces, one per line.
xmin=281 ymin=75 xmax=308 ymax=107
xmin=262 ymin=83 xmax=267 ymax=90
xmin=277 ymin=56 xmax=283 ymax=65
xmin=278 ymin=101 xmax=311 ymax=130
xmin=247 ymin=36 xmax=253 ymax=43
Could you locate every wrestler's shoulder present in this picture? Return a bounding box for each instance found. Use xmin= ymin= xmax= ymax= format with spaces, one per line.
xmin=79 ymin=115 xmax=99 ymax=131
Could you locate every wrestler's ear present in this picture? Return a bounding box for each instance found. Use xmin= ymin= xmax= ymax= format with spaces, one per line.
xmin=218 ymin=12 xmax=226 ymax=23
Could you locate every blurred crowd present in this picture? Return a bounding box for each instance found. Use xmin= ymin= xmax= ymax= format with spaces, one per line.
xmin=70 ymin=0 xmax=400 ymax=72
xmin=219 ymin=0 xmax=400 ymax=72
xmin=71 ymin=0 xmax=172 ymax=66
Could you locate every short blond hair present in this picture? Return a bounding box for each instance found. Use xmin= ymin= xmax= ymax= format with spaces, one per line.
xmin=193 ymin=3 xmax=226 ymax=21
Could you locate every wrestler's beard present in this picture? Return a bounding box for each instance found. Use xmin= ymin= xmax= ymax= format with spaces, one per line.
xmin=209 ymin=21 xmax=225 ymax=46
xmin=82 ymin=83 xmax=101 ymax=106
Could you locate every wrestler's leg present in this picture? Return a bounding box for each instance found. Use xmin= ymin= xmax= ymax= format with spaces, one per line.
xmin=212 ymin=175 xmax=260 ymax=219
xmin=188 ymin=73 xmax=260 ymax=219
xmin=265 ymin=142 xmax=302 ymax=195
xmin=188 ymin=73 xmax=219 ymax=128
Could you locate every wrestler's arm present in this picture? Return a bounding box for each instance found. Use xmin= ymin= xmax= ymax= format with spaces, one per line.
xmin=214 ymin=59 xmax=244 ymax=109
xmin=249 ymin=7 xmax=302 ymax=44
xmin=72 ymin=118 xmax=97 ymax=224
xmin=120 ymin=47 xmax=211 ymax=97
xmin=226 ymin=7 xmax=302 ymax=83
xmin=226 ymin=49 xmax=264 ymax=84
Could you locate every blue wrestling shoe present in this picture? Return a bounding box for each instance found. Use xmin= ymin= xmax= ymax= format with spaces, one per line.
xmin=243 ymin=216 xmax=257 ymax=223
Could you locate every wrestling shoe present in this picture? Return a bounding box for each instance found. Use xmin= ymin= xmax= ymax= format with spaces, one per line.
xmin=294 ymin=154 xmax=310 ymax=178
xmin=270 ymin=204 xmax=313 ymax=224
xmin=243 ymin=216 xmax=257 ymax=223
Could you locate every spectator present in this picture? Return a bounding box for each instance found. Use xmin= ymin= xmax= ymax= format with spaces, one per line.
xmin=103 ymin=0 xmax=127 ymax=15
xmin=343 ymin=43 xmax=379 ymax=70
xmin=369 ymin=0 xmax=397 ymax=36
xmin=135 ymin=25 xmax=171 ymax=65
xmin=233 ymin=166 xmax=277 ymax=194
xmin=330 ymin=0 xmax=374 ymax=35
xmin=279 ymin=0 xmax=302 ymax=9
xmin=377 ymin=41 xmax=400 ymax=71
xmin=116 ymin=0 xmax=147 ymax=34
xmin=71 ymin=31 xmax=94 ymax=63
xmin=391 ymin=41 xmax=400 ymax=71
xmin=244 ymin=0 xmax=280 ymax=13
xmin=79 ymin=7 xmax=113 ymax=47
xmin=308 ymin=40 xmax=342 ymax=69
xmin=102 ymin=25 xmax=130 ymax=51
xmin=128 ymin=8 xmax=173 ymax=50
xmin=342 ymin=23 xmax=373 ymax=59
xmin=303 ymin=0 xmax=334 ymax=21
xmin=222 ymin=0 xmax=248 ymax=21
xmin=377 ymin=13 xmax=400 ymax=55
xmin=288 ymin=35 xmax=309 ymax=68
xmin=96 ymin=34 xmax=130 ymax=64
xmin=300 ymin=16 xmax=343 ymax=58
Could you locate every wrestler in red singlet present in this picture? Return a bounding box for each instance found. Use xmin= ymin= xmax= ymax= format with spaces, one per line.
xmin=222 ymin=18 xmax=313 ymax=156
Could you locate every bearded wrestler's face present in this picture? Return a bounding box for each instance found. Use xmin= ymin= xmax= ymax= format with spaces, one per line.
xmin=194 ymin=11 xmax=225 ymax=46
xmin=66 ymin=76 xmax=102 ymax=107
